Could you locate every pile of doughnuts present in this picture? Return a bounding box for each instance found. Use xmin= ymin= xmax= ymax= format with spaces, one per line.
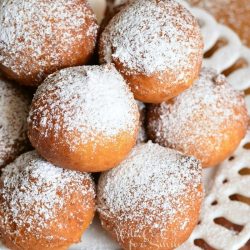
xmin=0 ymin=0 xmax=248 ymax=250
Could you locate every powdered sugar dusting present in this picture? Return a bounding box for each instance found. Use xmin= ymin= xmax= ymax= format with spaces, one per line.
xmin=28 ymin=64 xmax=138 ymax=149
xmin=0 ymin=76 xmax=30 ymax=168
xmin=97 ymin=142 xmax=202 ymax=241
xmin=100 ymin=0 xmax=203 ymax=81
xmin=0 ymin=0 xmax=98 ymax=83
xmin=0 ymin=151 xmax=95 ymax=241
xmin=147 ymin=68 xmax=248 ymax=161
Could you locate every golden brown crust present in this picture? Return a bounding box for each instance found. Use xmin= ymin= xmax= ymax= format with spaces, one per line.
xmin=28 ymin=65 xmax=139 ymax=172
xmin=1 ymin=196 xmax=95 ymax=250
xmin=146 ymin=68 xmax=248 ymax=168
xmin=97 ymin=143 xmax=203 ymax=250
xmin=29 ymin=128 xmax=138 ymax=173
xmin=0 ymin=151 xmax=96 ymax=250
xmin=114 ymin=61 xmax=201 ymax=103
xmin=100 ymin=186 xmax=203 ymax=250
xmin=0 ymin=0 xmax=98 ymax=86
xmin=99 ymin=0 xmax=203 ymax=103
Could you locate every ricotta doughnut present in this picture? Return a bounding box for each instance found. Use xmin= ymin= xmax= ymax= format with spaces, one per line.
xmin=189 ymin=0 xmax=250 ymax=47
xmin=99 ymin=0 xmax=203 ymax=103
xmin=0 ymin=76 xmax=30 ymax=169
xmin=147 ymin=68 xmax=248 ymax=168
xmin=0 ymin=0 xmax=98 ymax=86
xmin=97 ymin=142 xmax=203 ymax=250
xmin=0 ymin=151 xmax=96 ymax=250
xmin=28 ymin=64 xmax=139 ymax=172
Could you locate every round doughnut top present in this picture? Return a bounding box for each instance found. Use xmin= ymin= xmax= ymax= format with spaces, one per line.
xmin=148 ymin=68 xmax=247 ymax=158
xmin=0 ymin=77 xmax=29 ymax=167
xmin=0 ymin=151 xmax=95 ymax=238
xmin=0 ymin=0 xmax=98 ymax=80
xmin=100 ymin=0 xmax=203 ymax=78
xmin=28 ymin=64 xmax=138 ymax=147
xmin=98 ymin=142 xmax=202 ymax=235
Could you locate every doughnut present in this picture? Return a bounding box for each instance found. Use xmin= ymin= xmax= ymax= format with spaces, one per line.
xmin=99 ymin=0 xmax=203 ymax=103
xmin=97 ymin=142 xmax=203 ymax=250
xmin=0 ymin=0 xmax=98 ymax=86
xmin=28 ymin=64 xmax=139 ymax=172
xmin=147 ymin=68 xmax=248 ymax=168
xmin=188 ymin=0 xmax=250 ymax=47
xmin=0 ymin=76 xmax=30 ymax=169
xmin=0 ymin=151 xmax=96 ymax=250
xmin=137 ymin=101 xmax=148 ymax=144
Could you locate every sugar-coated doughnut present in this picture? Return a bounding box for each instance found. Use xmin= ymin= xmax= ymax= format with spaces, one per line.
xmin=0 ymin=0 xmax=98 ymax=86
xmin=97 ymin=142 xmax=203 ymax=250
xmin=0 ymin=76 xmax=30 ymax=169
xmin=189 ymin=0 xmax=250 ymax=47
xmin=147 ymin=68 xmax=248 ymax=168
xmin=0 ymin=151 xmax=95 ymax=250
xmin=99 ymin=0 xmax=203 ymax=103
xmin=28 ymin=64 xmax=139 ymax=172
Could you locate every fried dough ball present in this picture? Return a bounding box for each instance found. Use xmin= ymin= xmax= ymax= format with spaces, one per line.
xmin=28 ymin=64 xmax=139 ymax=172
xmin=0 ymin=151 xmax=96 ymax=250
xmin=0 ymin=76 xmax=30 ymax=169
xmin=147 ymin=68 xmax=248 ymax=168
xmin=188 ymin=0 xmax=250 ymax=47
xmin=99 ymin=0 xmax=203 ymax=103
xmin=97 ymin=142 xmax=203 ymax=250
xmin=0 ymin=0 xmax=98 ymax=86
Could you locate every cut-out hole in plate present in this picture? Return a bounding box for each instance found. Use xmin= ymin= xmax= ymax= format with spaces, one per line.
xmin=240 ymin=239 xmax=250 ymax=250
xmin=244 ymin=88 xmax=250 ymax=96
xmin=222 ymin=58 xmax=249 ymax=77
xmin=243 ymin=143 xmax=250 ymax=149
xmin=230 ymin=194 xmax=250 ymax=206
xmin=211 ymin=200 xmax=218 ymax=206
xmin=223 ymin=178 xmax=229 ymax=184
xmin=204 ymin=38 xmax=228 ymax=59
xmin=238 ymin=168 xmax=250 ymax=176
xmin=214 ymin=217 xmax=244 ymax=233
xmin=194 ymin=239 xmax=217 ymax=250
